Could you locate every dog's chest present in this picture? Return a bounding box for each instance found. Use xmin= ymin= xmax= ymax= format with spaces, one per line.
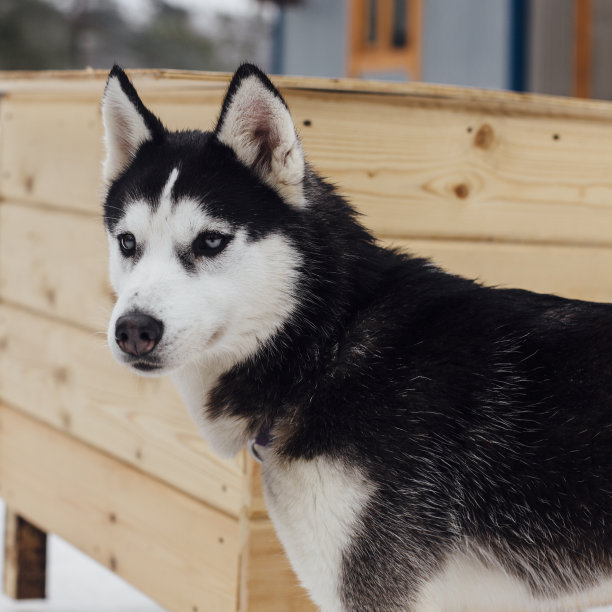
xmin=260 ymin=453 xmax=373 ymax=612
xmin=171 ymin=363 xmax=252 ymax=457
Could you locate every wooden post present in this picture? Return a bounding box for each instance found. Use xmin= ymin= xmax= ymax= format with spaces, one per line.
xmin=574 ymin=0 xmax=592 ymax=98
xmin=3 ymin=510 xmax=47 ymax=600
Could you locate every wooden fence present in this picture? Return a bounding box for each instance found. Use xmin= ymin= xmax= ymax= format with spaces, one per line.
xmin=1 ymin=69 xmax=612 ymax=611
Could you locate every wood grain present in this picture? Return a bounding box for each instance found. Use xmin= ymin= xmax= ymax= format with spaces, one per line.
xmin=242 ymin=459 xmax=268 ymax=521
xmin=3 ymin=83 xmax=612 ymax=248
xmin=0 ymin=201 xmax=113 ymax=331
xmin=0 ymin=99 xmax=104 ymax=212
xmin=3 ymin=202 xmax=612 ymax=344
xmin=4 ymin=68 xmax=612 ymax=122
xmin=0 ymin=404 xmax=239 ymax=612
xmin=0 ymin=304 xmax=244 ymax=517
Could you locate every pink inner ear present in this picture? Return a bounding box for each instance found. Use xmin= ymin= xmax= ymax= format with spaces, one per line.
xmin=249 ymin=96 xmax=281 ymax=173
xmin=113 ymin=112 xmax=139 ymax=159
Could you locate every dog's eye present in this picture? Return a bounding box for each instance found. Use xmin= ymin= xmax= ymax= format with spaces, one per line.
xmin=192 ymin=232 xmax=231 ymax=257
xmin=118 ymin=233 xmax=136 ymax=256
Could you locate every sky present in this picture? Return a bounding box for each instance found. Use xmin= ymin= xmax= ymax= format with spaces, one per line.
xmin=118 ymin=0 xmax=256 ymax=21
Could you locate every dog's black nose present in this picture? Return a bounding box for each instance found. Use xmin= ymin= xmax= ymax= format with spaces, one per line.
xmin=115 ymin=313 xmax=163 ymax=356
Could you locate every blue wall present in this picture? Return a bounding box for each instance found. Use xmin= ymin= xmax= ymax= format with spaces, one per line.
xmin=276 ymin=0 xmax=348 ymax=77
xmin=422 ymin=0 xmax=512 ymax=89
xmin=278 ymin=0 xmax=515 ymax=90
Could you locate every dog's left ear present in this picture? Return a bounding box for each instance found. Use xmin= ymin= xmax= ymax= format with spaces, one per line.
xmin=102 ymin=65 xmax=165 ymax=184
xmin=215 ymin=64 xmax=305 ymax=208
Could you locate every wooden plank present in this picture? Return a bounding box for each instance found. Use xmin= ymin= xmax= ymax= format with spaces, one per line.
xmin=238 ymin=519 xmax=315 ymax=612
xmin=387 ymin=237 xmax=612 ymax=303
xmin=0 ymin=100 xmax=104 ymax=213
xmin=0 ymin=91 xmax=226 ymax=214
xmin=4 ymin=202 xmax=612 ymax=338
xmin=243 ymin=459 xmax=268 ymax=521
xmin=3 ymin=69 xmax=612 ymax=121
xmin=0 ymin=202 xmax=113 ymax=330
xmin=290 ymin=91 xmax=612 ymax=246
xmin=0 ymin=404 xmax=239 ymax=612
xmin=4 ymin=87 xmax=612 ymax=246
xmin=3 ymin=510 xmax=47 ymax=600
xmin=0 ymin=304 xmax=244 ymax=517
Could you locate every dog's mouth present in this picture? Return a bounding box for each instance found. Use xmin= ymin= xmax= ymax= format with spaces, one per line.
xmin=132 ymin=361 xmax=162 ymax=372
xmin=120 ymin=354 xmax=164 ymax=373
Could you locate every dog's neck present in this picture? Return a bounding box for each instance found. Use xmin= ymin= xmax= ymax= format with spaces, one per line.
xmin=206 ymin=257 xmax=398 ymax=458
xmin=174 ymin=183 xmax=402 ymax=459
xmin=171 ymin=356 xmax=254 ymax=457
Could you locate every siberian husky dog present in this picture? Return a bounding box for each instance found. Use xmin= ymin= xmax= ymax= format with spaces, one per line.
xmin=102 ymin=64 xmax=612 ymax=611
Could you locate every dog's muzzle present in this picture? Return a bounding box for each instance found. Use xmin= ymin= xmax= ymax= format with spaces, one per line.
xmin=115 ymin=312 xmax=164 ymax=356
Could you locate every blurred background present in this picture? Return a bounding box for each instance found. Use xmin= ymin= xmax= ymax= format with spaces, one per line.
xmin=0 ymin=0 xmax=610 ymax=99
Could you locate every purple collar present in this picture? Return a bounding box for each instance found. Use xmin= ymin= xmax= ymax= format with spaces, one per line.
xmin=247 ymin=428 xmax=273 ymax=463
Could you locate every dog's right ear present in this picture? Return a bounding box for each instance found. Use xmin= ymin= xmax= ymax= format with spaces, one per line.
xmin=101 ymin=65 xmax=165 ymax=184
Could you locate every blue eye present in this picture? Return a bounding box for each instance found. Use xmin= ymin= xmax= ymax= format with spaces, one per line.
xmin=118 ymin=233 xmax=136 ymax=256
xmin=205 ymin=236 xmax=222 ymax=249
xmin=192 ymin=232 xmax=231 ymax=257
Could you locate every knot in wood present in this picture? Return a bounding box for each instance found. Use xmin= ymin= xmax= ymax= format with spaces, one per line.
xmin=474 ymin=123 xmax=494 ymax=149
xmin=454 ymin=183 xmax=470 ymax=199
xmin=24 ymin=175 xmax=35 ymax=193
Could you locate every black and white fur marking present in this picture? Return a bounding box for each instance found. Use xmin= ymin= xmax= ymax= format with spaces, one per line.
xmin=103 ymin=64 xmax=612 ymax=611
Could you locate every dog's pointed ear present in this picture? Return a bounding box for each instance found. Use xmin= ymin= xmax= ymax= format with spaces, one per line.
xmin=215 ymin=64 xmax=305 ymax=208
xmin=101 ymin=65 xmax=165 ymax=184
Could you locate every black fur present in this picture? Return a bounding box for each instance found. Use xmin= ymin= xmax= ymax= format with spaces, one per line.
xmin=107 ymin=64 xmax=166 ymax=140
xmin=104 ymin=65 xmax=612 ymax=611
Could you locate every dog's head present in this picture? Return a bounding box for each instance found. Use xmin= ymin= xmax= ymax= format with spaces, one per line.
xmin=102 ymin=64 xmax=305 ymax=376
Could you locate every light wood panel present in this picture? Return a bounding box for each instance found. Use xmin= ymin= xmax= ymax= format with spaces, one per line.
xmin=0 ymin=92 xmax=226 ymax=214
xmin=0 ymin=202 xmax=113 ymax=331
xmin=388 ymin=238 xmax=612 ymax=303
xmin=0 ymin=404 xmax=239 ymax=612
xmin=0 ymin=99 xmax=104 ymax=213
xmin=242 ymin=460 xmax=267 ymax=521
xmin=3 ymin=202 xmax=612 ymax=342
xmin=5 ymin=68 xmax=612 ymax=120
xmin=290 ymin=91 xmax=612 ymax=246
xmin=3 ymin=82 xmax=612 ymax=247
xmin=0 ymin=304 xmax=244 ymax=517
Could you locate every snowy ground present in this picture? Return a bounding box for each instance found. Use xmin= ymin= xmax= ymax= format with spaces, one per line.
xmin=0 ymin=500 xmax=166 ymax=612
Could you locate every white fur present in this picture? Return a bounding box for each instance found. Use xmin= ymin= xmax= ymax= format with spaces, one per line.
xmin=217 ymin=75 xmax=305 ymax=207
xmin=415 ymin=549 xmax=612 ymax=612
xmin=170 ymin=359 xmax=251 ymax=457
xmin=101 ymin=75 xmax=152 ymax=184
xmin=107 ymin=168 xmax=301 ymax=454
xmin=261 ymin=453 xmax=374 ymax=612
